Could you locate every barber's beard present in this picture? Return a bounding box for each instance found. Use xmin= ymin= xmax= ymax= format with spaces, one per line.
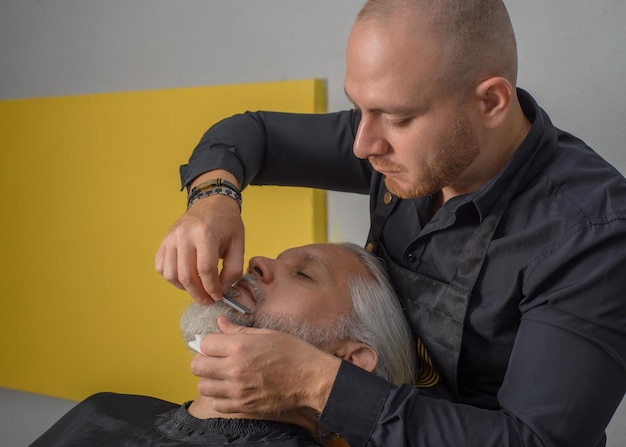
xmin=180 ymin=275 xmax=351 ymax=350
xmin=380 ymin=111 xmax=480 ymax=199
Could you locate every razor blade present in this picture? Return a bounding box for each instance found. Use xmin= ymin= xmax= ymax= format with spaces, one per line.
xmin=222 ymin=295 xmax=251 ymax=315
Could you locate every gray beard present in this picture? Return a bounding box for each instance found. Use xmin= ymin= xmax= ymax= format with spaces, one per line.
xmin=180 ymin=280 xmax=351 ymax=350
xmin=180 ymin=274 xmax=259 ymax=345
xmin=180 ymin=300 xmax=252 ymax=345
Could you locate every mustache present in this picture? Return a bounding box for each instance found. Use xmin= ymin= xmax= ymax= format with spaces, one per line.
xmin=180 ymin=273 xmax=265 ymax=346
xmin=225 ymin=274 xmax=265 ymax=306
xmin=368 ymin=157 xmax=404 ymax=173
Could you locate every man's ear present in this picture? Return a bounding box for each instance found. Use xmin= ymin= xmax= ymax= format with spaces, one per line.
xmin=475 ymin=76 xmax=513 ymax=130
xmin=332 ymin=340 xmax=378 ymax=373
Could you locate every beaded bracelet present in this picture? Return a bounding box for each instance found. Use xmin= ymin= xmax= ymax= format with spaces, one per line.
xmin=187 ymin=178 xmax=242 ymax=211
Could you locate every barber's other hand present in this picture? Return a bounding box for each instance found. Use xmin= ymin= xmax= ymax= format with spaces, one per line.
xmin=156 ymin=187 xmax=244 ymax=304
xmin=192 ymin=317 xmax=341 ymax=415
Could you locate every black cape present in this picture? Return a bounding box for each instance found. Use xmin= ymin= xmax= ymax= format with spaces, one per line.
xmin=30 ymin=392 xmax=321 ymax=446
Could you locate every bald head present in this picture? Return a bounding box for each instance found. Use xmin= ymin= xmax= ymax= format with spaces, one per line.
xmin=356 ymin=0 xmax=518 ymax=94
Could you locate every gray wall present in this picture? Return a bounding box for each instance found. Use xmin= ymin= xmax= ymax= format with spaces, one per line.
xmin=1 ymin=0 xmax=625 ymax=242
xmin=1 ymin=1 xmax=624 ymax=445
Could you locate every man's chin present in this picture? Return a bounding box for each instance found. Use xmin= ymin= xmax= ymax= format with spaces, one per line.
xmin=180 ymin=301 xmax=253 ymax=345
xmin=384 ymin=177 xmax=417 ymax=199
xmin=383 ymin=172 xmax=444 ymax=200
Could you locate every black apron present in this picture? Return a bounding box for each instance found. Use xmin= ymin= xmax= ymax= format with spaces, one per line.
xmin=365 ymin=138 xmax=552 ymax=401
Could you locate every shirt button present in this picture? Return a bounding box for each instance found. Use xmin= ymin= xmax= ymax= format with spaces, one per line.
xmin=383 ymin=192 xmax=393 ymax=205
xmin=406 ymin=253 xmax=417 ymax=263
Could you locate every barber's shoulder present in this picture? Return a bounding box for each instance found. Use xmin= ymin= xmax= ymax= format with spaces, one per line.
xmin=541 ymin=131 xmax=626 ymax=222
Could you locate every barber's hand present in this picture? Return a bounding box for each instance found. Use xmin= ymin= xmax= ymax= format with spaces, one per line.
xmin=192 ymin=317 xmax=341 ymax=414
xmin=156 ymin=187 xmax=244 ymax=304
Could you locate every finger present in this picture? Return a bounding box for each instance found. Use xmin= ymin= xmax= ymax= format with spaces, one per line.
xmin=155 ymin=242 xmax=165 ymax=275
xmin=196 ymin=378 xmax=244 ymax=414
xmin=191 ymin=351 xmax=221 ymax=370
xmin=158 ymin=243 xmax=185 ymax=290
xmin=195 ymin=332 xmax=234 ymax=358
xmin=197 ymin=377 xmax=228 ymax=399
xmin=195 ymin=374 xmax=253 ymax=414
xmin=219 ymin=236 xmax=245 ymax=294
xmin=196 ymin=238 xmax=224 ymax=302
xmin=216 ymin=315 xmax=247 ymax=334
xmin=177 ymin=240 xmax=214 ymax=304
xmin=198 ymin=378 xmax=271 ymax=415
xmin=191 ymin=350 xmax=230 ymax=380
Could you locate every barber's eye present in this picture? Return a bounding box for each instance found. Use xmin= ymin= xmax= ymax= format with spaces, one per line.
xmin=389 ymin=117 xmax=411 ymax=128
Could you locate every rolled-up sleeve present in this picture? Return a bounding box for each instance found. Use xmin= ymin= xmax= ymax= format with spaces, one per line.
xmin=180 ymin=110 xmax=370 ymax=193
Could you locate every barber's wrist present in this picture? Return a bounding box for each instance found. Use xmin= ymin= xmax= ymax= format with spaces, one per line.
xmin=188 ymin=170 xmax=240 ymax=191
xmin=187 ymin=171 xmax=242 ymax=211
xmin=187 ymin=177 xmax=242 ymax=211
xmin=305 ymin=353 xmax=342 ymax=413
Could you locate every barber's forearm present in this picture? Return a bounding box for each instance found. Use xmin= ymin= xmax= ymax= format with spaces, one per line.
xmin=180 ymin=110 xmax=371 ymax=194
xmin=180 ymin=112 xmax=264 ymax=190
xmin=321 ymin=362 xmax=541 ymax=447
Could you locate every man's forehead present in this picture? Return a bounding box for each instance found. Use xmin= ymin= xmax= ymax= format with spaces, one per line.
xmin=277 ymin=244 xmax=357 ymax=276
xmin=278 ymin=245 xmax=333 ymax=265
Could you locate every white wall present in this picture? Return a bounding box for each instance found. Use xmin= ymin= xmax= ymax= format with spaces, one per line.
xmin=1 ymin=1 xmax=624 ymax=444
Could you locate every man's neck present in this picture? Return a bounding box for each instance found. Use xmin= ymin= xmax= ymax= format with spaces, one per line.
xmin=188 ymin=395 xmax=319 ymax=435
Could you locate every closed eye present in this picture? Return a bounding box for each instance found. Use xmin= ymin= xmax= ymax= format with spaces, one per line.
xmin=388 ymin=116 xmax=413 ymax=128
xmin=296 ymin=270 xmax=313 ymax=281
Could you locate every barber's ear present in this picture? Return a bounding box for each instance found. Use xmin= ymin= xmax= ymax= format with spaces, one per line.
xmin=475 ymin=76 xmax=513 ymax=129
xmin=332 ymin=341 xmax=378 ymax=373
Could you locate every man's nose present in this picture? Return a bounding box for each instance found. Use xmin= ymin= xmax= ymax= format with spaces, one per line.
xmin=353 ymin=113 xmax=389 ymax=159
xmin=247 ymin=256 xmax=274 ymax=283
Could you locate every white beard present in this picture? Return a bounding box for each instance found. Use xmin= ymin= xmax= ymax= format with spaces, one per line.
xmin=180 ymin=300 xmax=254 ymax=345
xmin=180 ymin=296 xmax=350 ymax=351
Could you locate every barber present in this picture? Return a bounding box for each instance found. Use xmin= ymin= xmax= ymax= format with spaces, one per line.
xmin=156 ymin=1 xmax=626 ymax=445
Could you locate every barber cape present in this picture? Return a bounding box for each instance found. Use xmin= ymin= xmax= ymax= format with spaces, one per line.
xmin=30 ymin=392 xmax=321 ymax=447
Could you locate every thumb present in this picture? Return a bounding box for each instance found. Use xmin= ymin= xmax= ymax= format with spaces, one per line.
xmin=217 ymin=315 xmax=248 ymax=334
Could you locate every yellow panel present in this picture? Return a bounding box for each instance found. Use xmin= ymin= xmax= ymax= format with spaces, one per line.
xmin=0 ymin=79 xmax=327 ymax=403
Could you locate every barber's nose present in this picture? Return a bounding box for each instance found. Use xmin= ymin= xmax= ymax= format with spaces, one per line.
xmin=353 ymin=113 xmax=389 ymax=159
xmin=247 ymin=256 xmax=275 ymax=283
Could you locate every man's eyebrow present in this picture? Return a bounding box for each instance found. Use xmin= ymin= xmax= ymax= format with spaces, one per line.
xmin=299 ymin=252 xmax=334 ymax=281
xmin=344 ymin=88 xmax=418 ymax=116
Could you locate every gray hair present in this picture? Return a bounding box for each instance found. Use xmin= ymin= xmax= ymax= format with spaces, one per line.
xmin=333 ymin=242 xmax=415 ymax=386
